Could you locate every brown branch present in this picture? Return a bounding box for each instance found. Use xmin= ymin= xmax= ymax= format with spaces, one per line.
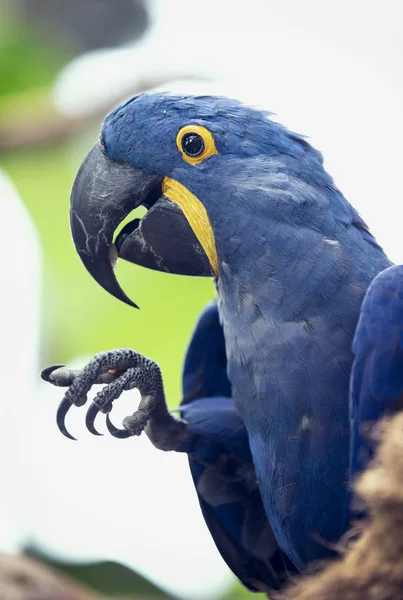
xmin=0 ymin=97 xmax=94 ymax=153
xmin=0 ymin=76 xmax=209 ymax=153
xmin=0 ymin=114 xmax=86 ymax=152
xmin=0 ymin=553 xmax=104 ymax=600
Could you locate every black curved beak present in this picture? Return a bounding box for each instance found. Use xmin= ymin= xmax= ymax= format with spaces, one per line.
xmin=70 ymin=142 xmax=162 ymax=307
xmin=70 ymin=142 xmax=212 ymax=307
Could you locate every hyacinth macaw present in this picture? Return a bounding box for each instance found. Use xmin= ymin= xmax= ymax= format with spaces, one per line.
xmin=41 ymin=94 xmax=397 ymax=589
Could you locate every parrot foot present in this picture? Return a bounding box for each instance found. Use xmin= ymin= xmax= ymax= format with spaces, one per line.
xmin=41 ymin=349 xmax=188 ymax=449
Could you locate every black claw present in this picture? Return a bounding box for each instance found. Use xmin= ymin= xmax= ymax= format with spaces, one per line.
xmin=41 ymin=364 xmax=65 ymax=382
xmin=56 ymin=398 xmax=77 ymax=440
xmin=106 ymin=413 xmax=132 ymax=439
xmin=85 ymin=403 xmax=103 ymax=436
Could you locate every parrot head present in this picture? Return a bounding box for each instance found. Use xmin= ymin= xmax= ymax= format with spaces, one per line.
xmin=70 ymin=93 xmax=353 ymax=307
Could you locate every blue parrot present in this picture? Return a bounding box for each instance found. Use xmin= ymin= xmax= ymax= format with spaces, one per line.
xmin=41 ymin=94 xmax=395 ymax=586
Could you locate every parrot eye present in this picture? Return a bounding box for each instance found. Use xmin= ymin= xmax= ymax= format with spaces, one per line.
xmin=176 ymin=125 xmax=218 ymax=165
xmin=181 ymin=132 xmax=204 ymax=157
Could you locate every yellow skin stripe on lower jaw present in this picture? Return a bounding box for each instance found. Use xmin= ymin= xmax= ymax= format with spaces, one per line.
xmin=162 ymin=176 xmax=218 ymax=276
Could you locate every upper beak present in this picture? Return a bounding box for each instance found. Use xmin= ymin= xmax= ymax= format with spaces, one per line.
xmin=70 ymin=142 xmax=213 ymax=307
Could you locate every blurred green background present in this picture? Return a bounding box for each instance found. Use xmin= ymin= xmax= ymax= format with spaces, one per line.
xmin=0 ymin=4 xmax=214 ymax=405
xmin=0 ymin=2 xmax=259 ymax=599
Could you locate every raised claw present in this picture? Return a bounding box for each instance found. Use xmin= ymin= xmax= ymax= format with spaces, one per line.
xmin=56 ymin=398 xmax=76 ymax=441
xmin=85 ymin=403 xmax=104 ymax=436
xmin=106 ymin=413 xmax=131 ymax=439
xmin=41 ymin=364 xmax=86 ymax=387
xmin=43 ymin=349 xmax=164 ymax=441
xmin=41 ymin=364 xmax=66 ymax=383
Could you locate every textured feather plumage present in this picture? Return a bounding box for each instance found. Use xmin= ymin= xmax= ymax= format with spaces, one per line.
xmin=350 ymin=265 xmax=403 ymax=476
xmin=176 ymin=303 xmax=296 ymax=591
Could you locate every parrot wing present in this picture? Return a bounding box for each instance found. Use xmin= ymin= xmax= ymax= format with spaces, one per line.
xmin=350 ymin=265 xmax=403 ymax=476
xmin=177 ymin=302 xmax=296 ymax=592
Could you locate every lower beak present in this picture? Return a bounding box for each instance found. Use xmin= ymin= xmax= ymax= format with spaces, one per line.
xmin=70 ymin=142 xmax=213 ymax=307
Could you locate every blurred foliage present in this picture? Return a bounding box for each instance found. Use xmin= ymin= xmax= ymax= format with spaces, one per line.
xmin=27 ymin=550 xmax=265 ymax=599
xmin=26 ymin=549 xmax=175 ymax=599
xmin=14 ymin=0 xmax=149 ymax=54
xmin=0 ymin=4 xmax=70 ymax=98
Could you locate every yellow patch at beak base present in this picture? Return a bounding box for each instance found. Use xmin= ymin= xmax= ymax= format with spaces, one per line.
xmin=162 ymin=177 xmax=218 ymax=276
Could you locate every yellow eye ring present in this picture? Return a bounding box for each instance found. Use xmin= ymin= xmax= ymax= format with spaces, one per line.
xmin=176 ymin=125 xmax=218 ymax=165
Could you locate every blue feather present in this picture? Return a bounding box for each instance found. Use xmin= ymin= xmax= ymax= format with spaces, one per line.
xmin=175 ymin=302 xmax=296 ymax=592
xmin=350 ymin=265 xmax=403 ymax=476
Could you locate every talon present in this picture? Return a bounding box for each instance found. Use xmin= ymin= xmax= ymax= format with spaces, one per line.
xmin=56 ymin=398 xmax=77 ymax=440
xmin=106 ymin=413 xmax=131 ymax=439
xmin=41 ymin=364 xmax=81 ymax=387
xmin=85 ymin=403 xmax=103 ymax=436
xmin=41 ymin=364 xmax=65 ymax=383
